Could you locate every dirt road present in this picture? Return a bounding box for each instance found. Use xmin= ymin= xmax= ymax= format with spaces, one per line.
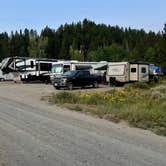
xmin=0 ymin=83 xmax=166 ymax=166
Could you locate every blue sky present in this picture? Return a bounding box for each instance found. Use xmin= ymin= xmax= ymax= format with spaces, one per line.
xmin=0 ymin=0 xmax=165 ymax=33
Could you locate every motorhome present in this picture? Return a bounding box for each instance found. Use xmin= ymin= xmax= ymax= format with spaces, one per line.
xmin=51 ymin=61 xmax=108 ymax=75
xmin=50 ymin=61 xmax=108 ymax=82
xmin=106 ymin=62 xmax=149 ymax=85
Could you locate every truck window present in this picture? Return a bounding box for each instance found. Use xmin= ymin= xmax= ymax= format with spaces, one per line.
xmin=76 ymin=71 xmax=89 ymax=77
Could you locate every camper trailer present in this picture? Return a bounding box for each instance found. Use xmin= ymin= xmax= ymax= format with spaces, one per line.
xmin=106 ymin=62 xmax=149 ymax=85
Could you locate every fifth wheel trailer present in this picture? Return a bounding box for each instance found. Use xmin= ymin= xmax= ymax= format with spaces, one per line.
xmin=0 ymin=57 xmax=58 ymax=82
xmin=106 ymin=62 xmax=149 ymax=85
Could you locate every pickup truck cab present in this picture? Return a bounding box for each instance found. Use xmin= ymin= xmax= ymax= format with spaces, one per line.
xmin=53 ymin=70 xmax=99 ymax=90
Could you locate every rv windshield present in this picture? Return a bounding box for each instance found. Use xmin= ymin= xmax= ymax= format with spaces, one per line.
xmin=51 ymin=64 xmax=63 ymax=74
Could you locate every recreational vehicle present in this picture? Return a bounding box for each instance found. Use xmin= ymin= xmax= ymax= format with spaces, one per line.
xmin=106 ymin=62 xmax=149 ymax=85
xmin=50 ymin=61 xmax=108 ymax=82
xmin=20 ymin=58 xmax=58 ymax=82
xmin=0 ymin=57 xmax=58 ymax=82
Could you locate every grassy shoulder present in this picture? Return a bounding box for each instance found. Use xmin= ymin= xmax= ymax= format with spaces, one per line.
xmin=47 ymin=80 xmax=166 ymax=136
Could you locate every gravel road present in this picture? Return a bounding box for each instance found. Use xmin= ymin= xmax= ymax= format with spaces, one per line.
xmin=0 ymin=83 xmax=166 ymax=166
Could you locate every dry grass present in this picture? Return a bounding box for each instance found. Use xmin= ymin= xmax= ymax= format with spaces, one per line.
xmin=48 ymin=81 xmax=166 ymax=136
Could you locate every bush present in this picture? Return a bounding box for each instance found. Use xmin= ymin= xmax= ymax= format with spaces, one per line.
xmin=125 ymin=82 xmax=150 ymax=90
xmin=50 ymin=91 xmax=79 ymax=104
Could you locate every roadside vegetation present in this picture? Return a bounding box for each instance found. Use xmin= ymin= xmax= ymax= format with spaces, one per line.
xmin=48 ymin=78 xmax=166 ymax=136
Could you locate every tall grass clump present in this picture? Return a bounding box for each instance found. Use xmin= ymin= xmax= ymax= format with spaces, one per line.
xmin=50 ymin=91 xmax=79 ymax=104
xmin=124 ymin=82 xmax=150 ymax=90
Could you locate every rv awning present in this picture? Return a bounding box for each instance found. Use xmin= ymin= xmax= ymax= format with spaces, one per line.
xmin=75 ymin=65 xmax=92 ymax=70
xmin=94 ymin=64 xmax=108 ymax=70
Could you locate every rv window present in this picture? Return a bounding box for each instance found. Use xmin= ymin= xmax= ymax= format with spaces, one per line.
xmin=40 ymin=63 xmax=51 ymax=71
xmin=131 ymin=68 xmax=136 ymax=73
xmin=30 ymin=61 xmax=34 ymax=68
xmin=141 ymin=67 xmax=146 ymax=73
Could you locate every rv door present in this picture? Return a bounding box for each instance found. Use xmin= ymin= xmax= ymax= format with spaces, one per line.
xmin=138 ymin=65 xmax=149 ymax=82
xmin=130 ymin=64 xmax=138 ymax=81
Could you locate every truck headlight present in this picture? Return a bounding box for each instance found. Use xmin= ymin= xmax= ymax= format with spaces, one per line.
xmin=62 ymin=78 xmax=67 ymax=83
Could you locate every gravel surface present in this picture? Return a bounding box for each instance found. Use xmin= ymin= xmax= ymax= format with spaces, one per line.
xmin=0 ymin=83 xmax=166 ymax=166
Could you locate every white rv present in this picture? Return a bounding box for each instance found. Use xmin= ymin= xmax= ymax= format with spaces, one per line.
xmin=0 ymin=57 xmax=58 ymax=82
xmin=106 ymin=62 xmax=149 ymax=85
xmin=50 ymin=61 xmax=108 ymax=82
xmin=20 ymin=59 xmax=58 ymax=82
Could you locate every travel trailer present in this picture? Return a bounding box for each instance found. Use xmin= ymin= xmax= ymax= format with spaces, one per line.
xmin=106 ymin=62 xmax=149 ymax=85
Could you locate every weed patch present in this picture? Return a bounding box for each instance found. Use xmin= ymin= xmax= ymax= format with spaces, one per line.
xmin=47 ymin=81 xmax=166 ymax=136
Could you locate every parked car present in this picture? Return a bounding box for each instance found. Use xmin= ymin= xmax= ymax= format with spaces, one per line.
xmin=53 ymin=70 xmax=100 ymax=90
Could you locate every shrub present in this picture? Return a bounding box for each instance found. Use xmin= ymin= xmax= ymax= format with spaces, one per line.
xmin=125 ymin=82 xmax=150 ymax=90
xmin=50 ymin=91 xmax=79 ymax=104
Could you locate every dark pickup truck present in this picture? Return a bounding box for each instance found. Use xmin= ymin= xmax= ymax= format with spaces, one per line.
xmin=53 ymin=70 xmax=100 ymax=90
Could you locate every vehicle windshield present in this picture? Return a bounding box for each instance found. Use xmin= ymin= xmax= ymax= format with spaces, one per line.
xmin=51 ymin=64 xmax=63 ymax=73
xmin=63 ymin=71 xmax=77 ymax=77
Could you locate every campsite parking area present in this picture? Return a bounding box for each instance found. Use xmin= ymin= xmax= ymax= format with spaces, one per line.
xmin=0 ymin=82 xmax=166 ymax=166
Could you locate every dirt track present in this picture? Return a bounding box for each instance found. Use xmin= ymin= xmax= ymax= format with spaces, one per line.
xmin=0 ymin=83 xmax=166 ymax=166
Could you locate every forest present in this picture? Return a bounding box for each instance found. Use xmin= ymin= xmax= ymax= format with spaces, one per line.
xmin=0 ymin=19 xmax=166 ymax=69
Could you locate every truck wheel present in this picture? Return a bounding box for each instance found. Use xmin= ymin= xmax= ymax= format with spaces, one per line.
xmin=55 ymin=86 xmax=60 ymax=90
xmin=68 ymin=83 xmax=73 ymax=90
xmin=93 ymin=81 xmax=99 ymax=88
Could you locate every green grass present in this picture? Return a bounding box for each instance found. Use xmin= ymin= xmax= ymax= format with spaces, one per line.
xmin=47 ymin=80 xmax=166 ymax=136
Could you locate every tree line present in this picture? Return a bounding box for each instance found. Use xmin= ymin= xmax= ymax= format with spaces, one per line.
xmin=0 ymin=19 xmax=166 ymax=69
